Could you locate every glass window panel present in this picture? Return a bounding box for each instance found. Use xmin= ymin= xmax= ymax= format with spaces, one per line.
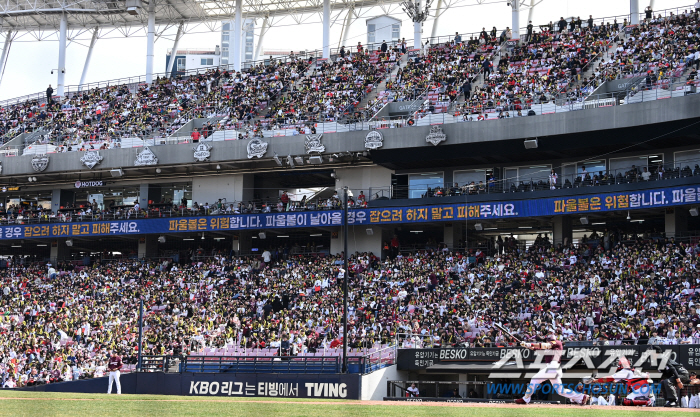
xmin=408 ymin=173 xmax=443 ymax=199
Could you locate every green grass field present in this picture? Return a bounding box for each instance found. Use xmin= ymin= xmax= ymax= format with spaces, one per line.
xmin=0 ymin=391 xmax=691 ymax=417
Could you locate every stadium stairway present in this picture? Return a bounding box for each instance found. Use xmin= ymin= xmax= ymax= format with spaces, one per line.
xmin=352 ymin=52 xmax=408 ymax=119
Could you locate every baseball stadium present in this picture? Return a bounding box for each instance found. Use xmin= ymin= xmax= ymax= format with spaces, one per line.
xmin=1 ymin=0 xmax=700 ymax=415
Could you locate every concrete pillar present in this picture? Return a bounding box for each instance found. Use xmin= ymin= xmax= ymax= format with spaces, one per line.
xmin=443 ymin=222 xmax=463 ymax=250
xmin=192 ymin=174 xmax=254 ymax=207
xmin=333 ymin=166 xmax=393 ymax=202
xmin=51 ymin=189 xmax=61 ymax=214
xmin=233 ymin=0 xmax=243 ymax=71
xmin=630 ymin=0 xmax=640 ymax=25
xmin=146 ymin=2 xmax=156 ymax=84
xmin=234 ymin=231 xmax=253 ymax=255
xmin=458 ymin=374 xmax=468 ymax=399
xmin=330 ymin=226 xmax=383 ymax=257
xmin=50 ymin=238 xmax=71 ymax=263
xmin=511 ymin=0 xmax=520 ymax=41
xmin=139 ymin=183 xmax=149 ymax=209
xmin=57 ymin=13 xmax=67 ymax=97
xmin=552 ymin=216 xmax=572 ymax=247
xmin=665 ymin=207 xmax=688 ymax=238
xmin=322 ymin=0 xmax=330 ymax=58
xmin=138 ymin=235 xmax=158 ymax=259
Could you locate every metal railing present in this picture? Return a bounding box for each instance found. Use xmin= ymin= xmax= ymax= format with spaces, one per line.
xmin=182 ymin=355 xmax=341 ymax=374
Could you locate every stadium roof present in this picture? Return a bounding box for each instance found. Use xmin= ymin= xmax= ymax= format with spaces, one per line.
xmin=0 ymin=0 xmax=404 ymax=32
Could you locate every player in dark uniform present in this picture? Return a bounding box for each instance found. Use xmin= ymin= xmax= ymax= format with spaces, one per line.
xmin=515 ymin=333 xmax=590 ymax=405
xmin=654 ymin=345 xmax=689 ymax=407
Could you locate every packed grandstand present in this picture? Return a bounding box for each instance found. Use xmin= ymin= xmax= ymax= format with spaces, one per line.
xmin=2 ymin=7 xmax=699 ymax=155
xmin=0 ymin=4 xmax=700 ymax=409
xmin=1 ymin=236 xmax=699 ymax=387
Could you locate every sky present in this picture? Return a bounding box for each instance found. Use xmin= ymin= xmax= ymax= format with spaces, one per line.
xmin=0 ymin=0 xmax=694 ymax=101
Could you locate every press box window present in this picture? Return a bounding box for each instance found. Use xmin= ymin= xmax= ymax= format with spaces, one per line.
xmin=201 ymin=58 xmax=214 ymax=65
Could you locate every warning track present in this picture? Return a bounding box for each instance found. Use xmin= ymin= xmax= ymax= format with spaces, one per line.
xmin=0 ymin=397 xmax=696 ymax=411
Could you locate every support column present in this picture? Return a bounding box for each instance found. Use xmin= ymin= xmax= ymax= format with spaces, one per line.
xmin=649 ymin=0 xmax=654 ymax=9
xmin=338 ymin=8 xmax=353 ymax=48
xmin=51 ymin=189 xmax=61 ymax=213
xmin=527 ymin=0 xmax=536 ymax=23
xmin=138 ymin=235 xmax=158 ymax=259
xmin=630 ymin=0 xmax=640 ymax=25
xmin=665 ymin=207 xmax=688 ymax=238
xmin=443 ymin=222 xmax=463 ymax=250
xmin=331 ymin=226 xmax=383 ymax=257
xmin=0 ymin=30 xmax=13 ymax=90
xmin=253 ymin=16 xmax=268 ymax=62
xmin=430 ymin=0 xmax=443 ymax=40
xmin=233 ymin=0 xmax=243 ymax=71
xmin=511 ymin=0 xmax=521 ymax=41
xmin=139 ymin=183 xmax=149 ymax=209
xmin=51 ymin=239 xmax=71 ymax=263
xmin=166 ymin=22 xmax=184 ymax=77
xmin=322 ymin=0 xmax=330 ymax=58
xmin=78 ymin=28 xmax=98 ymax=90
xmin=57 ymin=13 xmax=67 ymax=97
xmin=458 ymin=374 xmax=468 ymax=399
xmin=413 ymin=21 xmax=421 ymax=50
xmin=234 ymin=231 xmax=253 ymax=255
xmin=552 ymin=216 xmax=572 ymax=247
xmin=145 ymin=1 xmax=156 ymax=84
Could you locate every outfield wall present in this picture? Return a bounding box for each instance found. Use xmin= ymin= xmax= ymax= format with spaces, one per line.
xmin=10 ymin=372 xmax=362 ymax=399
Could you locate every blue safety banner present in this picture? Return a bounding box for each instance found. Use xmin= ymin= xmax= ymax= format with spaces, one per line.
xmin=1 ymin=185 xmax=697 ymax=239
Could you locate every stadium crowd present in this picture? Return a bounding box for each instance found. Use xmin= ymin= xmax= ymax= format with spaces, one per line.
xmin=1 ymin=234 xmax=700 ymax=387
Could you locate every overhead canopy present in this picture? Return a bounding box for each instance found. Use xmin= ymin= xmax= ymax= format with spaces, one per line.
xmin=0 ymin=0 xmax=404 ymax=31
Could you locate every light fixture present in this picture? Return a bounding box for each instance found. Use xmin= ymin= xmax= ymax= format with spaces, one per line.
xmin=410 ymin=230 xmax=423 ymax=233
xmin=287 ymin=155 xmax=295 ymax=168
xmin=366 ymin=228 xmax=373 ymax=235
xmin=518 ymin=226 xmax=533 ymax=229
xmin=308 ymin=156 xmax=323 ymax=164
xmin=201 ymin=233 xmax=205 ymax=240
xmin=156 ymin=168 xmax=162 ymax=174
xmin=110 ymin=169 xmax=123 ymax=177
xmin=28 ymin=177 xmax=33 ymax=182
xmin=690 ymin=208 xmax=699 ymax=217
xmin=278 ymin=235 xmax=289 ymax=238
xmin=474 ymin=223 xmax=483 ymax=231
xmin=310 ymin=233 xmax=322 ymax=237
xmin=330 ymin=172 xmax=336 ymax=178
xmin=66 ymin=239 xmax=73 ymax=246
xmin=524 ymin=138 xmax=538 ymax=149
xmin=626 ymin=211 xmax=631 ymax=221
xmin=273 ymin=153 xmax=282 ymax=166
xmin=591 ymin=222 xmax=606 ymax=225
xmin=158 ymin=236 xmax=166 ymax=243
xmin=580 ymin=216 xmax=589 ymax=225
xmin=37 ymin=244 xmax=47 ymax=247
xmin=258 ymin=232 xmax=266 ymax=239
xmin=294 ymin=156 xmax=304 ymax=165
xmin=11 ymin=245 xmax=21 ymax=248
xmin=213 ymin=237 xmax=225 ymax=241
xmin=484 ymin=227 xmax=498 ymax=230
xmin=183 ymin=238 xmax=195 ymax=241
xmin=630 ymin=219 xmax=645 ymax=223
xmin=216 ymin=164 xmax=221 ymax=170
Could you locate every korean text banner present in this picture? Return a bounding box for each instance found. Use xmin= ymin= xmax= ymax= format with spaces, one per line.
xmin=0 ymin=185 xmax=698 ymax=240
